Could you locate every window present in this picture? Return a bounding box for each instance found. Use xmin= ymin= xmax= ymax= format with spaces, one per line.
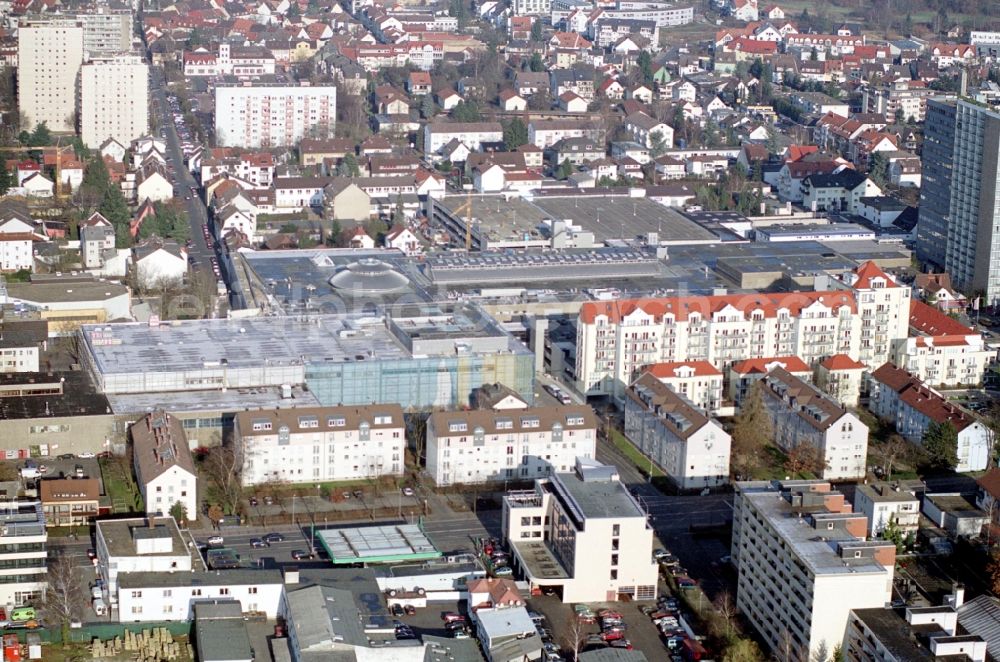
xmin=131 ymin=591 xmax=142 ymax=598
xmin=610 ymin=570 xmax=618 ymax=580
xmin=163 ymin=589 xmax=172 ymax=597
xmin=249 ymin=587 xmax=258 ymax=594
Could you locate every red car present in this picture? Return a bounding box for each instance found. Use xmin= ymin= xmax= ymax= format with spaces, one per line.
xmin=442 ymin=612 xmax=465 ymax=624
xmin=600 ymin=630 xmax=625 ymax=642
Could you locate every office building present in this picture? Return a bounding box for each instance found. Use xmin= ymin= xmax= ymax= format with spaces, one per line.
xmin=917 ymin=100 xmax=1000 ymax=304
xmin=95 ymin=516 xmax=202 ymax=596
xmin=17 ymin=19 xmax=84 ymax=132
xmin=234 ymin=404 xmax=405 ymax=486
xmin=731 ymin=481 xmax=895 ymax=661
xmin=427 ymin=386 xmax=597 ymax=486
xmin=214 ymin=80 xmax=336 ymax=148
xmin=0 ymin=501 xmax=47 ymax=606
xmin=623 ymin=372 xmax=731 ymax=489
xmin=80 ymin=55 xmax=149 ymax=148
xmin=502 ymin=458 xmax=658 ymax=603
xmin=130 ymin=411 xmax=198 ymax=521
xmin=117 ymin=570 xmax=284 ymax=622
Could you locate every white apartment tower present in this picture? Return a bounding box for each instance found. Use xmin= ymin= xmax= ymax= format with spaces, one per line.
xmin=17 ymin=19 xmax=85 ymax=132
xmin=80 ymin=55 xmax=150 ymax=149
xmin=731 ymin=481 xmax=896 ymax=661
xmin=214 ymin=82 xmax=337 ymax=148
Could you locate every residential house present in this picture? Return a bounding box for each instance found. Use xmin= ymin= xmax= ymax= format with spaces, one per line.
xmin=40 ymin=478 xmax=101 ymax=527
xmin=815 ymin=354 xmax=867 ymax=408
xmin=130 ymin=410 xmax=198 ymax=522
xmin=131 ymin=237 xmax=187 ymax=290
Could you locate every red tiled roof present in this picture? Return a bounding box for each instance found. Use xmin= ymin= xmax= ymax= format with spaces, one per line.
xmin=580 ymin=291 xmax=856 ymax=325
xmin=820 ymin=354 xmax=866 ymax=371
xmin=871 ymin=362 xmax=976 ymax=432
xmin=644 ymin=361 xmax=723 ymax=379
xmin=730 ymin=356 xmax=812 ymax=375
xmin=977 ymin=467 xmax=1000 ymax=499
xmin=852 ymin=261 xmax=897 ymax=289
xmin=909 ymin=300 xmax=973 ymax=336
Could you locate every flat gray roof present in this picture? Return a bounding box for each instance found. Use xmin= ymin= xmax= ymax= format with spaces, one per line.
xmin=531 ymin=197 xmax=717 ymax=244
xmin=195 ymin=601 xmax=255 ymax=662
xmin=108 ymin=384 xmax=321 ymax=416
xmin=552 ymin=471 xmax=645 ymax=520
xmin=118 ymin=569 xmax=283 ymax=589
xmin=316 ymin=523 xmax=442 ymax=564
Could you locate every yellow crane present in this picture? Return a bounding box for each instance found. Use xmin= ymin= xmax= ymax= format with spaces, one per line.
xmin=446 ymin=191 xmax=475 ymax=251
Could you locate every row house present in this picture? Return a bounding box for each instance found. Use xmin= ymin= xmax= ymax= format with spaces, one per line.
xmin=641 ymin=360 xmax=724 ymax=414
xmin=869 ymin=363 xmax=992 ymax=472
xmin=424 ymin=121 xmax=504 ymax=154
xmin=728 ymin=355 xmax=813 ymax=405
xmin=889 ymin=301 xmax=994 ymax=388
xmin=623 ymin=112 xmax=674 ymax=150
xmin=528 ymin=119 xmax=605 ymax=149
xmin=575 ymin=261 xmax=910 ymax=398
xmin=623 ymin=372 xmax=731 ymax=489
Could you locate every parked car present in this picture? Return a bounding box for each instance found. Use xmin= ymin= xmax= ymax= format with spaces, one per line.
xmin=250 ymin=538 xmax=267 ymax=549
xmin=57 ymin=453 xmax=74 ymax=460
xmin=441 ymin=612 xmax=465 ymax=623
xmin=401 ymin=487 xmax=415 ymax=497
xmin=291 ymin=549 xmax=311 ymax=560
xmin=390 ymin=604 xmax=404 ymax=617
xmin=11 ymin=607 xmax=35 ymax=622
xmin=248 ymin=496 xmax=258 ymax=506
xmin=207 ymin=535 xmax=224 ymax=546
xmin=403 ymin=605 xmax=416 ymax=616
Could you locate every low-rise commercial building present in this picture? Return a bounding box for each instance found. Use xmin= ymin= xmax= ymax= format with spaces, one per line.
xmin=116 ymin=570 xmax=284 ymax=623
xmin=732 ymin=480 xmax=895 ymax=661
xmin=426 ymin=386 xmax=596 ymax=486
xmin=623 ymin=373 xmax=731 ymax=489
xmin=96 ymin=516 xmax=202 ymax=597
xmin=502 ymin=458 xmax=658 ymax=603
xmin=234 ymin=404 xmax=405 ymax=486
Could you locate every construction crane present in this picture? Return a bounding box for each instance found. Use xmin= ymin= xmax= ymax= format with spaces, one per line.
xmin=2 ymin=144 xmax=76 ymax=199
xmin=447 ymin=191 xmax=475 ymax=251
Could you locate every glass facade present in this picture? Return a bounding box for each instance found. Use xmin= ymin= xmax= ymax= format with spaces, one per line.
xmin=305 ymin=352 xmax=535 ymax=410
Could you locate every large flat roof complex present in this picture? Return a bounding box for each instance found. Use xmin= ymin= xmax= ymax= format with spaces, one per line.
xmin=315 ymin=523 xmax=442 ymax=565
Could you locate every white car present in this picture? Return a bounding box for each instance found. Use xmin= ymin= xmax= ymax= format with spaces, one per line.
xmin=78 ymin=452 xmax=96 ymax=459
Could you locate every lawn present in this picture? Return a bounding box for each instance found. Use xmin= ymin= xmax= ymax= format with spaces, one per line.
xmin=609 ymin=429 xmax=667 ymax=478
xmin=99 ymin=458 xmax=143 ymax=514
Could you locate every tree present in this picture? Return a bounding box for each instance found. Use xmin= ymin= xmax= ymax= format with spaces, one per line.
xmin=713 ymin=590 xmax=737 ymax=638
xmin=503 ymin=118 xmax=528 ymax=151
xmin=0 ymin=159 xmax=11 ymax=196
xmin=204 ymin=446 xmax=244 ymax=515
xmin=529 ymin=52 xmax=545 ymax=72
xmin=451 ymin=101 xmax=481 ymax=122
xmin=38 ymin=552 xmax=84 ymax=646
xmin=730 ymin=382 xmax=772 ymax=477
xmin=420 ymin=94 xmax=436 ymax=120
xmin=989 ymin=549 xmax=1000 ymax=595
xmin=649 ymin=130 xmax=667 ymax=157
xmin=723 ymin=638 xmax=764 ymax=662
xmin=637 ymin=50 xmax=653 ymax=85
xmin=169 ymin=501 xmax=188 ymax=527
xmin=81 ymin=155 xmax=110 ymax=198
xmin=207 ymin=504 xmax=224 ymax=526
xmin=785 ymin=443 xmax=826 ymax=476
xmin=530 ymin=19 xmax=543 ymax=43
xmin=881 ymin=519 xmax=905 ymax=552
xmin=99 ymin=186 xmax=131 ymax=248
xmin=559 ymin=610 xmax=588 ymax=662
xmin=27 ymin=122 xmax=51 ymax=147
xmin=811 ymin=642 xmax=831 ymax=662
xmin=557 ymin=158 xmax=574 ymax=180
xmin=922 ymin=421 xmax=959 ymax=469
xmin=881 ymin=433 xmax=909 ymax=479
xmin=337 ymin=153 xmax=360 ymax=177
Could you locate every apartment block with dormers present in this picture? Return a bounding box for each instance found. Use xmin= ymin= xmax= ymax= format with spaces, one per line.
xmin=574 ymin=261 xmax=909 ymax=400
xmin=731 ymin=481 xmax=895 ymax=662
xmin=234 ymin=405 xmax=405 ymax=486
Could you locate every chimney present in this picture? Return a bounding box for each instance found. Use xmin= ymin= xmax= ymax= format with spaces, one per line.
xmin=950 ymin=583 xmax=965 ymax=609
xmin=148 ymin=516 xmax=155 ymax=529
xmin=284 ymin=567 xmax=299 ymax=585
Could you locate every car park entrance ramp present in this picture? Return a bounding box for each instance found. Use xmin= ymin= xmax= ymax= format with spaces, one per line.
xmin=316 ymin=523 xmax=442 ymax=565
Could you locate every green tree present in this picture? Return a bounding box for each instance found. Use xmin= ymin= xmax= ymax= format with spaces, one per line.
xmin=530 ymin=19 xmax=543 ymax=42
xmin=99 ymin=186 xmax=131 ymax=248
xmin=723 ymin=638 xmax=764 ymax=662
xmin=420 ymin=94 xmax=436 ymax=120
xmin=649 ymin=130 xmax=667 ymax=157
xmin=337 ymin=153 xmax=360 ymax=177
xmin=922 ymin=421 xmax=959 ymax=469
xmin=869 ymin=151 xmax=888 ymax=188
xmin=80 ymin=155 xmax=111 ymax=202
xmin=637 ymin=50 xmax=653 ymax=85
xmin=451 ymin=101 xmax=481 ymax=122
xmin=169 ymin=501 xmax=188 ymax=526
xmin=557 ymin=158 xmax=574 ymax=179
xmin=730 ymin=382 xmax=772 ymax=477
xmin=881 ymin=519 xmax=905 ymax=552
xmin=0 ymin=158 xmax=12 ymax=196
xmin=28 ymin=122 xmax=52 ymax=147
xmin=529 ymin=52 xmax=545 ymax=72
xmin=503 ymin=118 xmax=528 ymax=151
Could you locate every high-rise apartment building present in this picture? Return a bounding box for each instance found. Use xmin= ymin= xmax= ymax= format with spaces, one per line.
xmin=17 ymin=19 xmax=85 ymax=132
xmin=731 ymin=480 xmax=895 ymax=661
xmin=80 ymin=55 xmax=149 ymax=148
xmin=77 ymin=10 xmax=133 ymax=55
xmin=214 ymin=80 xmax=336 ymax=148
xmin=918 ymin=99 xmax=1000 ymax=304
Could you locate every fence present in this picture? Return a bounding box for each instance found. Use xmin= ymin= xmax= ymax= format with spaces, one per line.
xmin=6 ymin=621 xmax=192 ymax=645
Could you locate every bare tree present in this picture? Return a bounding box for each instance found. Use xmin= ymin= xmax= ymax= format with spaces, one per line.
xmin=560 ymin=610 xmax=589 ymax=661
xmin=204 ymin=445 xmax=244 ymax=515
xmin=714 ymin=590 xmax=738 ymax=638
xmin=784 ymin=443 xmax=826 ymax=477
xmin=39 ymin=552 xmax=85 ymax=646
xmin=881 ymin=433 xmax=909 ymax=479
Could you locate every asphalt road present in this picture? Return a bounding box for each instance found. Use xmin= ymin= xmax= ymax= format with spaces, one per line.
xmin=149 ymin=67 xmax=216 ymax=283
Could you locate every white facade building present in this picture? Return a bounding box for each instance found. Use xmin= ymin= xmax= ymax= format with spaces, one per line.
xmin=426 ymin=396 xmax=597 ymax=486
xmin=95 ymin=517 xmax=200 ymax=596
xmin=869 ymin=363 xmax=993 ymax=473
xmin=852 ymin=481 xmax=921 ymax=536
xmin=131 ymin=239 xmax=188 ymax=290
xmin=116 ymin=570 xmax=284 ymax=622
xmin=80 ymin=55 xmax=150 ymax=149
xmin=17 ymin=19 xmax=84 ymax=132
xmin=623 ymin=373 xmax=731 ymax=489
xmin=0 ymin=502 xmax=47 ymax=607
xmin=130 ymin=411 xmax=198 ymax=521
xmin=732 ymin=481 xmax=895 ymax=661
xmin=0 ymin=213 xmax=35 ymax=271
xmin=502 ymin=459 xmax=658 ymax=603
xmin=234 ymin=405 xmax=406 ymax=486
xmin=424 ymin=122 xmax=504 ymax=154
xmin=641 ymin=360 xmax=724 ymax=413
xmin=214 ymin=83 xmax=336 ymax=148
xmin=759 ymin=368 xmax=869 ymax=481
xmin=576 ymin=262 xmax=910 ymax=399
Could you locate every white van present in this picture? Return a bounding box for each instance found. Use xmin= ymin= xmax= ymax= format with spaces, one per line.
xmin=19 ymin=467 xmax=39 ymax=479
xmin=92 ymin=598 xmax=107 ymax=616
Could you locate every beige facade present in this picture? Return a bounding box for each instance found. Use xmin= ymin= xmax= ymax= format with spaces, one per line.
xmin=80 ymin=55 xmax=150 ymax=148
xmin=18 ymin=20 xmax=85 ymax=132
